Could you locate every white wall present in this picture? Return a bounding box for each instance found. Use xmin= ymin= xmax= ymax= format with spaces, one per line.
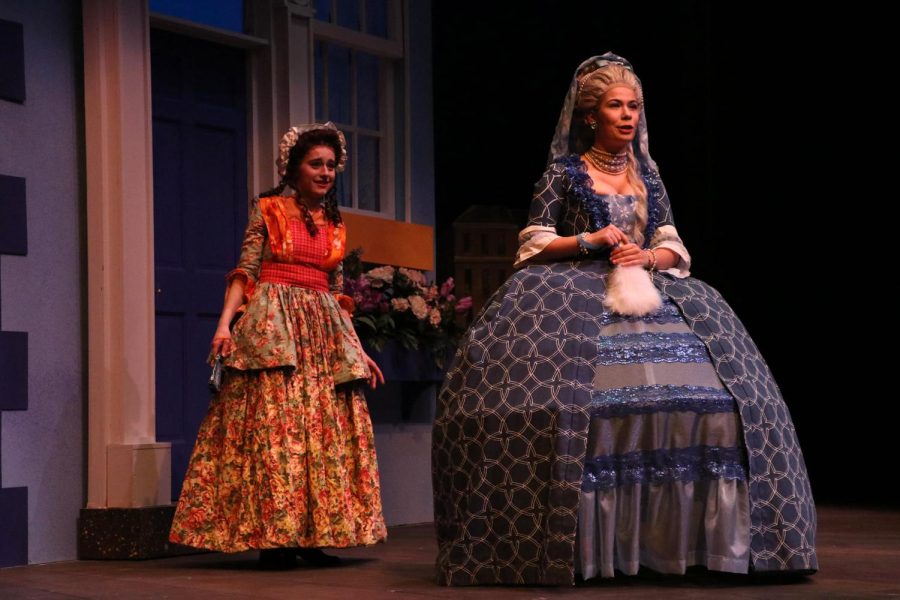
xmin=0 ymin=0 xmax=84 ymax=563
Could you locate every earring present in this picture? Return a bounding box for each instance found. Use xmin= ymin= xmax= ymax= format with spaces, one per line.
xmin=588 ymin=121 xmax=597 ymax=131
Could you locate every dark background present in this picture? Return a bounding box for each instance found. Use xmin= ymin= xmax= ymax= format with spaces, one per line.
xmin=432 ymin=2 xmax=890 ymax=506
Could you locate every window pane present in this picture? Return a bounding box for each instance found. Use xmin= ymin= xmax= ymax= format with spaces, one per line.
xmin=327 ymin=44 xmax=351 ymax=124
xmin=365 ymin=0 xmax=388 ymax=37
xmin=357 ymin=135 xmax=380 ymax=212
xmin=314 ymin=0 xmax=332 ymax=22
xmin=337 ymin=0 xmax=361 ymax=30
xmin=314 ymin=41 xmax=325 ymax=121
xmin=336 ymin=150 xmax=352 ymax=208
xmin=357 ymin=52 xmax=380 ymax=130
xmin=150 ymin=0 xmax=244 ymax=33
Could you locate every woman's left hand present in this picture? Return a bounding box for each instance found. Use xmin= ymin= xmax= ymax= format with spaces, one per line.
xmin=364 ymin=354 xmax=385 ymax=389
xmin=610 ymin=243 xmax=651 ymax=268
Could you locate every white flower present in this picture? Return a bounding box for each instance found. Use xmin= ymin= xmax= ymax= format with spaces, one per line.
xmin=366 ymin=266 xmax=395 ymax=283
xmin=391 ymin=298 xmax=410 ymax=312
xmin=399 ymin=267 xmax=427 ymax=286
xmin=429 ymin=308 xmax=442 ymax=326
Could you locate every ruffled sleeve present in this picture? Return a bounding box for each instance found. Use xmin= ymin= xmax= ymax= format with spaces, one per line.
xmin=650 ymin=225 xmax=691 ymax=278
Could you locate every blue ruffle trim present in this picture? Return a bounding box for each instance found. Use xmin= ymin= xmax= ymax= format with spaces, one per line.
xmin=582 ymin=445 xmax=748 ymax=491
xmin=641 ymin=166 xmax=662 ymax=248
xmin=554 ymin=154 xmax=659 ymax=248
xmin=555 ymin=155 xmax=611 ymax=235
xmin=590 ymin=384 xmax=736 ymax=417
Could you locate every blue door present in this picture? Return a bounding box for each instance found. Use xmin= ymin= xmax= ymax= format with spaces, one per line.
xmin=152 ymin=30 xmax=248 ymax=499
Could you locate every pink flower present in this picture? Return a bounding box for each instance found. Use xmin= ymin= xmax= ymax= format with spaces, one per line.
xmin=455 ymin=296 xmax=473 ymax=313
xmin=358 ymin=287 xmax=384 ymax=313
xmin=391 ymin=298 xmax=410 ymax=312
xmin=409 ymin=295 xmax=428 ymax=319
xmin=440 ymin=277 xmax=455 ymax=298
xmin=429 ymin=308 xmax=442 ymax=326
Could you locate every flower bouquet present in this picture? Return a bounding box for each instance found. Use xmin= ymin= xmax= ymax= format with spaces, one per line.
xmin=342 ymin=249 xmax=472 ymax=369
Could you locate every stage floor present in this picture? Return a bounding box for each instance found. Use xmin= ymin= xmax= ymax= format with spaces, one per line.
xmin=2 ymin=506 xmax=898 ymax=599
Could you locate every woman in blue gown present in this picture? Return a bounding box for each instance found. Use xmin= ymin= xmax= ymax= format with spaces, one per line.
xmin=432 ymin=53 xmax=817 ymax=585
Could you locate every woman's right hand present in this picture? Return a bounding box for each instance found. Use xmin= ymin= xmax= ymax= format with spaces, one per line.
xmin=211 ymin=325 xmax=235 ymax=358
xmin=585 ymin=224 xmax=629 ymax=248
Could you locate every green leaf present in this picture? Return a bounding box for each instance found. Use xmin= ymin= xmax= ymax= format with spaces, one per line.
xmin=355 ymin=315 xmax=377 ymax=331
xmin=397 ymin=329 xmax=420 ymax=350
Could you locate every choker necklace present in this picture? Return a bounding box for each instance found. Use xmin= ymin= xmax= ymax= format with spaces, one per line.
xmin=585 ymin=146 xmax=628 ymax=175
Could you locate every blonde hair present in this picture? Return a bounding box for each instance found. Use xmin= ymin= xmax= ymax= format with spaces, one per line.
xmin=575 ymin=64 xmax=643 ymax=111
xmin=575 ymin=64 xmax=648 ymax=246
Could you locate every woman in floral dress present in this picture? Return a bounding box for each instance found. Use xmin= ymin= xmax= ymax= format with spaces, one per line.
xmin=170 ymin=122 xmax=386 ymax=568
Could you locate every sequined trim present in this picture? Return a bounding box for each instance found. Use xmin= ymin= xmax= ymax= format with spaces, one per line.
xmin=597 ymin=332 xmax=711 ymax=365
xmin=553 ymin=155 xmax=660 ymax=248
xmin=590 ymin=385 xmax=736 ymax=417
xmin=581 ymin=445 xmax=748 ymax=491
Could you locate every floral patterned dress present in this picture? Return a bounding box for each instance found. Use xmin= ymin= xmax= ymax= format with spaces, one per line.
xmin=169 ymin=195 xmax=387 ymax=552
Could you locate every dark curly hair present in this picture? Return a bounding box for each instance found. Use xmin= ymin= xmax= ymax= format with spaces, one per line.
xmin=258 ymin=129 xmax=344 ymax=236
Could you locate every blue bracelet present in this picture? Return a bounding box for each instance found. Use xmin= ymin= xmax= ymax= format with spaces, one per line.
xmin=576 ymin=232 xmax=603 ymax=251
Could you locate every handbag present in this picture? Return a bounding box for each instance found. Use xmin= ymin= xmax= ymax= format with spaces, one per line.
xmin=208 ymin=354 xmax=225 ymax=394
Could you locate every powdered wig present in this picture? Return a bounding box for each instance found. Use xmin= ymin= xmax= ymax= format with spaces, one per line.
xmin=575 ymin=64 xmax=643 ymax=113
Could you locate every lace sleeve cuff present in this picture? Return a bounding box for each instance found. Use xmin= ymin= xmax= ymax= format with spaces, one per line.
xmin=514 ymin=226 xmax=559 ymax=268
xmin=650 ymin=225 xmax=691 ymax=278
xmin=333 ymin=293 xmax=356 ymax=315
xmin=225 ymin=268 xmax=256 ymax=302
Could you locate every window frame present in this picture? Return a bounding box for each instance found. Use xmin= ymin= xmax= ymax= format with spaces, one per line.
xmin=312 ymin=0 xmax=403 ymax=219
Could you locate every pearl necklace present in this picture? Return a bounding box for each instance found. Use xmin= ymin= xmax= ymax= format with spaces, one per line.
xmin=585 ymin=146 xmax=628 ymax=175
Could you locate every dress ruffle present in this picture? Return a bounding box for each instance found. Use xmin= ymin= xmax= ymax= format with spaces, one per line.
xmin=225 ymin=282 xmax=370 ymax=385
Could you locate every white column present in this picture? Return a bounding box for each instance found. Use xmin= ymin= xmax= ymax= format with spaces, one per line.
xmin=83 ymin=0 xmax=170 ymax=509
